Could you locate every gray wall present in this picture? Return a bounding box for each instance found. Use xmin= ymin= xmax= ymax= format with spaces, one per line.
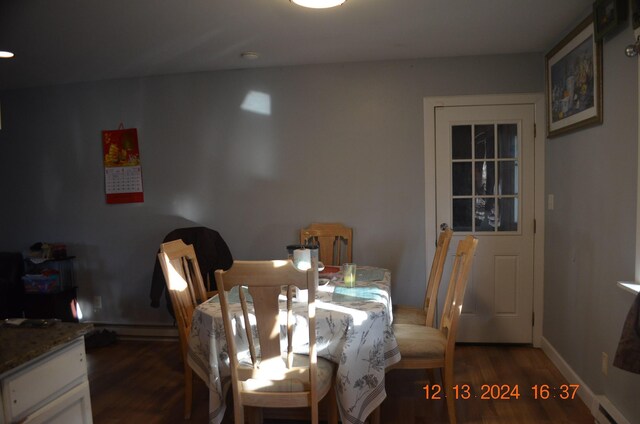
xmin=0 ymin=54 xmax=541 ymax=324
xmin=544 ymin=19 xmax=640 ymax=423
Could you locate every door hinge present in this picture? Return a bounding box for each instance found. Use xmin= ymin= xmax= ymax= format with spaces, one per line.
xmin=534 ymin=123 xmax=537 ymax=138
xmin=533 ymin=219 xmax=537 ymax=234
xmin=532 ymin=312 xmax=535 ymax=326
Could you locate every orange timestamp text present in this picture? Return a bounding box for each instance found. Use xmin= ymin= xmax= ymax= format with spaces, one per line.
xmin=423 ymin=383 xmax=580 ymax=400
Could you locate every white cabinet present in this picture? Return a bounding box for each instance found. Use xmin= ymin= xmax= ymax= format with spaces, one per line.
xmin=1 ymin=337 xmax=92 ymax=424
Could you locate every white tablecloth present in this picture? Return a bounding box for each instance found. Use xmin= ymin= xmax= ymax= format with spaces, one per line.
xmin=187 ymin=266 xmax=400 ymax=424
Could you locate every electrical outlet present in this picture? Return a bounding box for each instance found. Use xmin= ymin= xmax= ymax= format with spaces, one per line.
xmin=602 ymin=352 xmax=608 ymax=376
xmin=93 ymin=296 xmax=102 ymax=310
xmin=548 ymin=194 xmax=554 ymax=210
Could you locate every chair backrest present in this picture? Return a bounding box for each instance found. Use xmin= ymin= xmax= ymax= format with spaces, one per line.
xmin=157 ymin=240 xmax=209 ymax=353
xmin=423 ymin=227 xmax=454 ymax=326
xmin=439 ymin=235 xmax=478 ymax=350
xmin=215 ymin=260 xmax=319 ymax=401
xmin=300 ymin=223 xmax=352 ymax=266
xmin=160 ymin=240 xmax=210 ymax=302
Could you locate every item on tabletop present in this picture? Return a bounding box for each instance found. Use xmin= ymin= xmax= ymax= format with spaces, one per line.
xmin=319 ymin=266 xmax=340 ymax=281
xmin=320 ymin=265 xmax=341 ymax=275
xmin=295 ymin=286 xmax=309 ymax=302
xmin=293 ymin=248 xmax=311 ymax=270
xmin=286 ymin=244 xmax=305 ymax=260
xmin=306 ymin=243 xmax=319 ymax=269
xmin=342 ymin=263 xmax=356 ymax=287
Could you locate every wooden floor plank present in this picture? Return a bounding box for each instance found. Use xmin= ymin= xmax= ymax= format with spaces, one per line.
xmin=86 ymin=341 xmax=594 ymax=423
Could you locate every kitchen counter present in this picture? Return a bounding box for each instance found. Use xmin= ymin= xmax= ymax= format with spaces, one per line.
xmin=0 ymin=322 xmax=93 ymax=375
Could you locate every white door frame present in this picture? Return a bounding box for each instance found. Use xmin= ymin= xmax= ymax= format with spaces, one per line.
xmin=424 ymin=93 xmax=545 ymax=347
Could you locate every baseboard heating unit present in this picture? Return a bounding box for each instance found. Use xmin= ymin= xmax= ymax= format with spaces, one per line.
xmin=593 ymin=396 xmax=630 ymax=424
xmin=89 ymin=322 xmax=178 ymax=341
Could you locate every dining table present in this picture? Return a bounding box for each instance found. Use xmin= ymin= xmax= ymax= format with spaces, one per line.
xmin=187 ymin=265 xmax=400 ymax=424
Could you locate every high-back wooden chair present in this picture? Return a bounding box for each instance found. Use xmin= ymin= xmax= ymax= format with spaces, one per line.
xmin=394 ymin=226 xmax=453 ymax=326
xmin=300 ymin=223 xmax=352 ymax=266
xmin=157 ymin=240 xmax=213 ymax=419
xmin=215 ymin=260 xmax=338 ymax=424
xmin=160 ymin=239 xmax=217 ymax=302
xmin=389 ymin=235 xmax=478 ymax=424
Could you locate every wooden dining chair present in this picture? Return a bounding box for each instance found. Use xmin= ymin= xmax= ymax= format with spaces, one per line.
xmin=393 ymin=226 xmax=453 ymax=326
xmin=300 ymin=223 xmax=352 ymax=266
xmin=389 ymin=235 xmax=478 ymax=424
xmin=157 ymin=240 xmax=213 ymax=419
xmin=215 ymin=260 xmax=338 ymax=424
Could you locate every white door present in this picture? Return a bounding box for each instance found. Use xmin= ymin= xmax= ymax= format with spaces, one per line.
xmin=435 ymin=104 xmax=535 ymax=343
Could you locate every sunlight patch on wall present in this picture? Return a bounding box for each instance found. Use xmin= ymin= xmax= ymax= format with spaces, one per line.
xmin=171 ymin=195 xmax=205 ymax=223
xmin=241 ymin=91 xmax=271 ymax=116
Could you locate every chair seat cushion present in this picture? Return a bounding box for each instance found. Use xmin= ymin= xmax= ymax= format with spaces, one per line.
xmin=241 ymin=354 xmax=335 ymax=394
xmin=393 ymin=324 xmax=446 ymax=359
xmin=393 ymin=305 xmax=427 ymax=325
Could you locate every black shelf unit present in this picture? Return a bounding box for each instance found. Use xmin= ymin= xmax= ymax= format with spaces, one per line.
xmin=23 ymin=287 xmax=78 ymax=322
xmin=22 ymin=256 xmax=78 ymax=322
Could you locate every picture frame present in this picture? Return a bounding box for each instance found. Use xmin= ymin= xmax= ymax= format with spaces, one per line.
xmin=545 ymin=15 xmax=602 ymax=138
xmin=593 ymin=0 xmax=628 ymax=40
xmin=632 ymin=0 xmax=640 ymax=29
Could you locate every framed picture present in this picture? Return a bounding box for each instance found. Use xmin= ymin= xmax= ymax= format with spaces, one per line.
xmin=545 ymin=15 xmax=602 ymax=138
xmin=633 ymin=0 xmax=640 ymax=29
xmin=593 ymin=0 xmax=628 ymax=40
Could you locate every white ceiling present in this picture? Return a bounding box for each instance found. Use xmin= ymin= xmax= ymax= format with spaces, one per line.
xmin=0 ymin=0 xmax=593 ymax=90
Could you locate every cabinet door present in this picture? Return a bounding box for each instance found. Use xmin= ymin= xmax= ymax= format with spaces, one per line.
xmin=1 ymin=337 xmax=88 ymax=422
xmin=2 ymin=338 xmax=86 ymax=418
xmin=23 ymin=381 xmax=92 ymax=424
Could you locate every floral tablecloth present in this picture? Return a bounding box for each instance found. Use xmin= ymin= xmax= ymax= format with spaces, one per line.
xmin=187 ymin=266 xmax=400 ymax=424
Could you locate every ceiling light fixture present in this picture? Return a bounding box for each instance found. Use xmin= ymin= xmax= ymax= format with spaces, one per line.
xmin=0 ymin=51 xmax=15 ymax=58
xmin=240 ymin=51 xmax=259 ymax=60
xmin=290 ymin=0 xmax=347 ymax=9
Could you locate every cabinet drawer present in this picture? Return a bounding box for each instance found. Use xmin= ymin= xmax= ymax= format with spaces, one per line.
xmin=23 ymin=380 xmax=92 ymax=424
xmin=2 ymin=338 xmax=87 ymax=419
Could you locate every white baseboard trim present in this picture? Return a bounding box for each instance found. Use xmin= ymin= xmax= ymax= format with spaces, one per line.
xmin=540 ymin=337 xmax=631 ymax=424
xmin=540 ymin=337 xmax=597 ymax=411
xmin=594 ymin=395 xmax=632 ymax=424
xmin=85 ymin=322 xmax=179 ymax=341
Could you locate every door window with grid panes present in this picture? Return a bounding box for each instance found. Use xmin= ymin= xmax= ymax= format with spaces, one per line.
xmin=451 ymin=123 xmax=519 ymax=233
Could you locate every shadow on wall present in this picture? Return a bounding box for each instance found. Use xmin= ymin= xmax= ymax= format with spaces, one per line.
xmin=73 ymin=215 xmax=215 ymax=324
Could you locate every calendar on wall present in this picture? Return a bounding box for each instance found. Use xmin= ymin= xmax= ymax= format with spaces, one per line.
xmin=102 ymin=126 xmax=144 ymax=204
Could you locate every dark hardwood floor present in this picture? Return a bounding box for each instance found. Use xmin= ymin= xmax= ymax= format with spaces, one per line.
xmin=86 ymin=340 xmax=594 ymax=424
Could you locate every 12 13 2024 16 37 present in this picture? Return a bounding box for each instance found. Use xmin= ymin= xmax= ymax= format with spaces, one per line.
xmin=423 ymin=383 xmax=580 ymax=400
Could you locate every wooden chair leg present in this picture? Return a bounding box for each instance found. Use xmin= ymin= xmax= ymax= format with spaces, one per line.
xmin=234 ymin=402 xmax=243 ymax=424
xmin=443 ymin=367 xmax=456 ymax=424
xmin=369 ymin=406 xmax=381 ymax=424
xmin=311 ymin=401 xmax=319 ymax=424
xmin=426 ymin=369 xmax=436 ymax=384
xmin=246 ymin=406 xmax=262 ymax=424
xmin=327 ymin=382 xmax=339 ymax=424
xmin=183 ymin=362 xmax=193 ymax=419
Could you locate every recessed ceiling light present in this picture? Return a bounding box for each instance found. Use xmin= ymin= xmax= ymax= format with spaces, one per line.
xmin=240 ymin=51 xmax=259 ymax=60
xmin=291 ymin=0 xmax=347 ymax=9
xmin=0 ymin=51 xmax=15 ymax=58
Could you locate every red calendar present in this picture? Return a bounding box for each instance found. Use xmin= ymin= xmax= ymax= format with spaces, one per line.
xmin=102 ymin=127 xmax=144 ymax=204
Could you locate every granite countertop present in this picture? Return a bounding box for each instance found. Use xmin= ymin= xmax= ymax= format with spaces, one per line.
xmin=0 ymin=322 xmax=94 ymax=375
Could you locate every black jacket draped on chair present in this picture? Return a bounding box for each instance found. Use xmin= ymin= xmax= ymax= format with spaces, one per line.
xmin=150 ymin=227 xmax=233 ymax=318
